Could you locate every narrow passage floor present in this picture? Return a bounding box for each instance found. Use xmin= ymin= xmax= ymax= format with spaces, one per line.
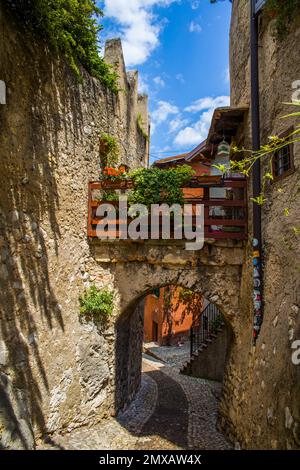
xmin=38 ymin=355 xmax=231 ymax=450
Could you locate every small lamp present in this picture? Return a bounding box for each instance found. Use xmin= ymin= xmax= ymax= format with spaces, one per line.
xmin=217 ymin=138 xmax=230 ymax=158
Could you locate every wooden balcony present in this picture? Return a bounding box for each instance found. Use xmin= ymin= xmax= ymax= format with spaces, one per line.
xmin=87 ymin=176 xmax=248 ymax=241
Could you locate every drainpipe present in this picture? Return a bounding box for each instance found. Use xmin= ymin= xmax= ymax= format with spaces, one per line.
xmin=250 ymin=0 xmax=263 ymax=345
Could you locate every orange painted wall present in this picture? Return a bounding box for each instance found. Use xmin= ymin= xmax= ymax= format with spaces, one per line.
xmin=184 ymin=161 xmax=210 ymax=199
xmin=144 ymin=287 xmax=204 ymax=346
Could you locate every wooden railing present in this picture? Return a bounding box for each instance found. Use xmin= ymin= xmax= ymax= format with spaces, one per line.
xmin=87 ymin=176 xmax=248 ymax=241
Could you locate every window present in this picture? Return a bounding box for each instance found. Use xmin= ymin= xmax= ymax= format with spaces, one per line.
xmin=272 ymin=133 xmax=294 ymax=180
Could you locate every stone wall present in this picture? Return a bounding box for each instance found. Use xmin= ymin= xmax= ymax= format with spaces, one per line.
xmin=115 ymin=301 xmax=145 ymax=412
xmin=185 ymin=322 xmax=233 ymax=383
xmin=0 ymin=4 xmax=148 ymax=449
xmin=219 ymin=0 xmax=300 ymax=449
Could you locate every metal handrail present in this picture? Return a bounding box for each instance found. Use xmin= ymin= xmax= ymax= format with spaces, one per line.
xmin=190 ymin=303 xmax=223 ymax=357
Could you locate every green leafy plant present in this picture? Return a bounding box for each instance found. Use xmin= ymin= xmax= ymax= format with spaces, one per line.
xmin=209 ymin=316 xmax=224 ymax=332
xmin=5 ymin=0 xmax=119 ymax=92
xmin=100 ymin=190 xmax=119 ymax=202
xmin=137 ymin=113 xmax=149 ymax=141
xmin=99 ymin=133 xmax=120 ymax=167
xmin=265 ymin=0 xmax=300 ymax=40
xmin=79 ymin=285 xmax=114 ymax=320
xmin=128 ymin=165 xmax=195 ymax=208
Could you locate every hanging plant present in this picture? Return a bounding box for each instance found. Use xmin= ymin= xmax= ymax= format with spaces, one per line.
xmin=99 ymin=133 xmax=120 ymax=167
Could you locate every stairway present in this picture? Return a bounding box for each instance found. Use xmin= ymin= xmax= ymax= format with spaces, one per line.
xmin=180 ymin=303 xmax=225 ymax=378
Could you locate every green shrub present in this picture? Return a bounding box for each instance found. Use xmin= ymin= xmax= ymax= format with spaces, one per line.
xmin=5 ymin=0 xmax=119 ymax=92
xmin=79 ymin=285 xmax=114 ymax=319
xmin=100 ymin=190 xmax=120 ymax=202
xmin=128 ymin=165 xmax=195 ymax=208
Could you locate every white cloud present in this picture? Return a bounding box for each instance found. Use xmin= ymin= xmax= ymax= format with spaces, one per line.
xmin=189 ymin=21 xmax=202 ymax=33
xmin=152 ymin=100 xmax=179 ymax=124
xmin=175 ymin=73 xmax=185 ymax=83
xmin=138 ymin=74 xmax=149 ymax=93
xmin=184 ymin=95 xmax=230 ymax=113
xmin=153 ymin=76 xmax=165 ymax=87
xmin=224 ymin=66 xmax=230 ymax=83
xmin=174 ymin=110 xmax=211 ymax=147
xmin=103 ymin=1 xmax=177 ymax=66
xmin=151 ymin=100 xmax=179 ymax=133
xmin=169 ymin=116 xmax=189 ymax=133
xmin=174 ymin=95 xmax=230 ymax=147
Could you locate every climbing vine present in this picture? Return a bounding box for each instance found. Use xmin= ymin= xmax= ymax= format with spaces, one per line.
xmin=128 ymin=165 xmax=195 ymax=208
xmin=99 ymin=133 xmax=120 ymax=167
xmin=137 ymin=113 xmax=149 ymax=141
xmin=5 ymin=0 xmax=119 ymax=92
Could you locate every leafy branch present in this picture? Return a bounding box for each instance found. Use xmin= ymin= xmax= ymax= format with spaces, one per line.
xmin=214 ymin=102 xmax=300 ymax=205
xmin=79 ymin=285 xmax=114 ymax=321
xmin=5 ymin=0 xmax=119 ymax=92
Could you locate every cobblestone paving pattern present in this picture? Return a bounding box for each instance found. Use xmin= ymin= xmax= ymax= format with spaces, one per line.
xmin=38 ymin=354 xmax=232 ymax=450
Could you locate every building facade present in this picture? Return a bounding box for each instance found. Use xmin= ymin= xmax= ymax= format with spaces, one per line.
xmin=143 ymin=286 xmax=204 ymax=346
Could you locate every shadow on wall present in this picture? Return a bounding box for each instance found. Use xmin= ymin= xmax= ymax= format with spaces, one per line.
xmin=0 ymin=6 xmax=91 ymax=448
xmin=115 ymin=300 xmax=145 ymax=413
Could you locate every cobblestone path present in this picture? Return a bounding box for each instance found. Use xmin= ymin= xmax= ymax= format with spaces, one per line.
xmin=38 ymin=356 xmax=232 ymax=450
xmin=131 ymin=366 xmax=189 ymax=449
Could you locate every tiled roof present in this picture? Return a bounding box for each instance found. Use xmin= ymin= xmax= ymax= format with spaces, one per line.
xmin=153 ymin=153 xmax=187 ymax=165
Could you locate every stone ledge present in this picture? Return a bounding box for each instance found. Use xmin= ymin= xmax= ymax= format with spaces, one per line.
xmin=90 ymin=239 xmax=246 ymax=266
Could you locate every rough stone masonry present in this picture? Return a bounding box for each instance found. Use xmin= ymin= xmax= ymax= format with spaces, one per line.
xmin=0 ymin=1 xmax=299 ymax=451
xmin=0 ymin=3 xmax=149 ymax=449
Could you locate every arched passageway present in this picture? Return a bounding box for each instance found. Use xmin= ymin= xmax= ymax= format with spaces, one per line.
xmin=114 ymin=281 xmax=234 ymax=449
xmin=89 ymin=239 xmax=246 ymax=449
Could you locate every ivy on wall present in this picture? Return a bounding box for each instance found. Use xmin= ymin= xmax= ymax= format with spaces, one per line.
xmin=137 ymin=113 xmax=149 ymax=141
xmin=4 ymin=0 xmax=119 ymax=92
xmin=99 ymin=133 xmax=120 ymax=167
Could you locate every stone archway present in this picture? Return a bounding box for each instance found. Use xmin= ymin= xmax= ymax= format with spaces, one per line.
xmin=96 ymin=240 xmax=246 ymax=413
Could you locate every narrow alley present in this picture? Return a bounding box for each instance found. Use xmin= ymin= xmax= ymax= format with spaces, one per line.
xmin=38 ymin=351 xmax=231 ymax=450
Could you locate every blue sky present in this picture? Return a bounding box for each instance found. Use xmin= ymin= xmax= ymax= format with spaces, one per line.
xmin=98 ymin=0 xmax=232 ymax=163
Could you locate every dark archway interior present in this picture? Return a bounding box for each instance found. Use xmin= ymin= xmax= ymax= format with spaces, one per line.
xmin=114 ymin=284 xmax=235 ymax=448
